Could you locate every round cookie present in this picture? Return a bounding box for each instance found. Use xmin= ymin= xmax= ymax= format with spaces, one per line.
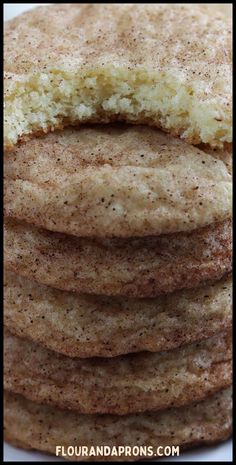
xmin=4 ymin=272 xmax=232 ymax=358
xmin=4 ymin=389 xmax=232 ymax=461
xmin=4 ymin=330 xmax=232 ymax=415
xmin=4 ymin=126 xmax=232 ymax=238
xmin=4 ymin=218 xmax=232 ymax=297
xmin=4 ymin=4 xmax=231 ymax=150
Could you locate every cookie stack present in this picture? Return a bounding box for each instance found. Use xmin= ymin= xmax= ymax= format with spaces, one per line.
xmin=4 ymin=4 xmax=232 ymax=462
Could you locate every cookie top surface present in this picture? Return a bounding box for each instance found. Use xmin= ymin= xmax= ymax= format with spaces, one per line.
xmin=4 ymin=125 xmax=232 ymax=237
xmin=4 ymin=272 xmax=232 ymax=358
xmin=4 ymin=388 xmax=232 ymax=461
xmin=4 ymin=218 xmax=232 ymax=297
xmin=4 ymin=330 xmax=232 ymax=415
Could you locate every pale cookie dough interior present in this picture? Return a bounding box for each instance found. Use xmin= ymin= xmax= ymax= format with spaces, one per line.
xmin=4 ymin=4 xmax=232 ymax=149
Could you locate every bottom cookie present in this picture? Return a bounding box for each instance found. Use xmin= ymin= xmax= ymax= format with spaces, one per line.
xmin=4 ymin=388 xmax=232 ymax=462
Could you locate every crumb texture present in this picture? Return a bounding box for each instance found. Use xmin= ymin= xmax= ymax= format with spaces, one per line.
xmin=4 ymin=4 xmax=232 ymax=149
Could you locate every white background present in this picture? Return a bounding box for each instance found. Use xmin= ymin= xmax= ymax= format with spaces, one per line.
xmin=4 ymin=3 xmax=232 ymax=462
